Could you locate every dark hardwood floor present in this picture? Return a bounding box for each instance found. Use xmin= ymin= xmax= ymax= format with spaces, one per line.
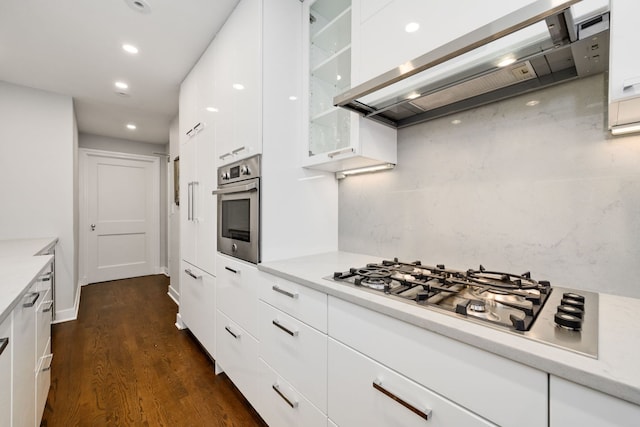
xmin=41 ymin=275 xmax=267 ymax=427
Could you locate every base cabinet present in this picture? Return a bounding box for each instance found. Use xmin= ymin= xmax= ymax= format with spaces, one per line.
xmin=215 ymin=310 xmax=260 ymax=405
xmin=550 ymin=376 xmax=640 ymax=427
xmin=328 ymin=338 xmax=495 ymax=427
xmin=0 ymin=314 xmax=12 ymax=427
xmin=257 ymin=359 xmax=326 ymax=427
xmin=12 ymin=285 xmax=38 ymax=427
xmin=179 ymin=261 xmax=216 ymax=357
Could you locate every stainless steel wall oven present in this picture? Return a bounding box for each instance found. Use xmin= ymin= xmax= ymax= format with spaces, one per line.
xmin=213 ymin=155 xmax=260 ymax=264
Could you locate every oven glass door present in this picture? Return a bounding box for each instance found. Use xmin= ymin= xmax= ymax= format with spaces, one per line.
xmin=216 ymin=179 xmax=259 ymax=263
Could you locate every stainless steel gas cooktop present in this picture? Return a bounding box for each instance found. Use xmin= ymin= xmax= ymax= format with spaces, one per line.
xmin=328 ymin=258 xmax=598 ymax=358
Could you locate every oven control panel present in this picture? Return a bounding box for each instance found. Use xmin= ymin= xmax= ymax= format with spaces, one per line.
xmin=218 ymin=154 xmax=261 ymax=185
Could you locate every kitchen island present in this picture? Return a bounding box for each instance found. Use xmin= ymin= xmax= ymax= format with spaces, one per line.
xmin=258 ymin=251 xmax=640 ymax=420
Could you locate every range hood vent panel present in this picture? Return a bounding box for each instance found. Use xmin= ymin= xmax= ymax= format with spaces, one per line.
xmin=334 ymin=0 xmax=609 ymax=129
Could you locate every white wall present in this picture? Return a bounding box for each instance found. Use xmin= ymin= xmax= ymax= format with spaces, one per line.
xmin=78 ymin=133 xmax=169 ymax=271
xmin=0 ymin=81 xmax=78 ymax=321
xmin=339 ymin=74 xmax=640 ymax=299
xmin=168 ymin=116 xmax=180 ymax=302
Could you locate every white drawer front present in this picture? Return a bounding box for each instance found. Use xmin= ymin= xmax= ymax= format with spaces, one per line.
xmin=36 ymin=338 xmax=53 ymax=425
xmin=259 ymin=301 xmax=327 ymax=412
xmin=216 ymin=254 xmax=259 ymax=337
xmin=257 ymin=358 xmax=327 ymax=427
xmin=36 ymin=287 xmax=53 ymax=361
xmin=328 ymin=338 xmax=495 ymax=427
xmin=180 ymin=261 xmax=216 ymax=357
xmin=259 ymin=273 xmax=327 ymax=333
xmin=328 ymin=297 xmax=547 ymax=427
xmin=0 ymin=315 xmax=12 ymax=427
xmin=215 ymin=310 xmax=259 ymax=405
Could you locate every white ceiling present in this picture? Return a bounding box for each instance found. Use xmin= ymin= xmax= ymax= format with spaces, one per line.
xmin=0 ymin=0 xmax=240 ymax=144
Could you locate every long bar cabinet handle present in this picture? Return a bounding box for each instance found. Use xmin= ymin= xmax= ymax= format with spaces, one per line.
xmin=272 ymin=285 xmax=298 ymax=299
xmin=225 ymin=266 xmax=239 ymax=274
xmin=272 ymin=384 xmax=299 ymax=409
xmin=0 ymin=337 xmax=8 ymax=356
xmin=327 ymin=147 xmax=355 ymax=158
xmin=23 ymin=292 xmax=40 ymax=308
xmin=231 ymin=146 xmax=246 ymax=154
xmin=184 ymin=269 xmax=201 ymax=280
xmin=224 ymin=326 xmax=240 ymax=339
xmin=40 ymin=272 xmax=53 ymax=282
xmin=272 ymin=319 xmax=298 ymax=337
xmin=372 ymin=379 xmax=432 ymax=420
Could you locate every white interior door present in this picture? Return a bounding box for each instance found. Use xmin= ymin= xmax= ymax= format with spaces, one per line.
xmin=81 ymin=149 xmax=160 ymax=283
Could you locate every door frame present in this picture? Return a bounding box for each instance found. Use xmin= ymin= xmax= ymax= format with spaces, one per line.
xmin=79 ymin=148 xmax=161 ymax=285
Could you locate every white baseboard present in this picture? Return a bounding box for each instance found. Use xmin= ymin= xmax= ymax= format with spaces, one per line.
xmin=160 ymin=266 xmax=170 ymax=277
xmin=167 ymin=285 xmax=179 ymax=305
xmin=175 ymin=312 xmax=187 ymax=330
xmin=53 ymin=281 xmax=82 ymax=324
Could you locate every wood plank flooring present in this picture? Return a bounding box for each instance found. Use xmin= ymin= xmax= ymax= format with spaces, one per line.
xmin=41 ymin=275 xmax=267 ymax=427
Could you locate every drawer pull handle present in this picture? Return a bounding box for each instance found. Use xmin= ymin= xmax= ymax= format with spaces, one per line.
xmin=225 ymin=266 xmax=239 ymax=274
xmin=327 ymin=147 xmax=354 ymax=158
xmin=40 ymin=272 xmax=53 ymax=282
xmin=184 ymin=269 xmax=201 ymax=280
xmin=0 ymin=337 xmax=8 ymax=356
xmin=623 ymin=76 xmax=640 ymax=90
xmin=272 ymin=285 xmax=298 ymax=299
xmin=224 ymin=326 xmax=240 ymax=339
xmin=272 ymin=384 xmax=299 ymax=409
xmin=23 ymin=292 xmax=40 ymax=308
xmin=373 ymin=379 xmax=432 ymax=420
xmin=42 ymin=301 xmax=54 ymax=313
xmin=41 ymin=354 xmax=53 ymax=372
xmin=231 ymin=146 xmax=246 ymax=154
xmin=272 ymin=319 xmax=298 ymax=337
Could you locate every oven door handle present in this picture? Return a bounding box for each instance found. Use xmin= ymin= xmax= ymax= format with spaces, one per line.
xmin=212 ymin=181 xmax=258 ymax=195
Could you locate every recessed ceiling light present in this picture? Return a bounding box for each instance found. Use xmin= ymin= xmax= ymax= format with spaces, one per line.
xmin=451 ymin=119 xmax=462 ymax=125
xmin=122 ymin=44 xmax=139 ymax=54
xmin=126 ymin=123 xmax=137 ymax=130
xmin=115 ymin=81 xmax=128 ymax=90
xmin=336 ymin=74 xmax=342 ymax=81
xmin=407 ymin=92 xmax=420 ymax=100
xmin=405 ymin=22 xmax=420 ymax=33
xmin=124 ymin=0 xmax=151 ymax=14
xmin=206 ymin=107 xmax=218 ymax=112
xmin=526 ymin=100 xmax=540 ymax=107
xmin=232 ymin=83 xmax=245 ymax=90
xmin=289 ymin=96 xmax=297 ymax=101
xmin=497 ymin=57 xmax=517 ymax=67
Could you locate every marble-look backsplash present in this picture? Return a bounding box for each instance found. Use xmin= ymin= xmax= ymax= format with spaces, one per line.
xmin=339 ymin=74 xmax=640 ymax=298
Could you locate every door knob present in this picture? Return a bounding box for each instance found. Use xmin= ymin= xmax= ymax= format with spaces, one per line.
xmin=90 ymin=224 xmax=96 ymax=231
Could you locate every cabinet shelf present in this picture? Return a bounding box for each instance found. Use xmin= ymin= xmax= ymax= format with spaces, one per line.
xmin=311 ymin=7 xmax=351 ymax=54
xmin=311 ymin=45 xmax=351 ymax=86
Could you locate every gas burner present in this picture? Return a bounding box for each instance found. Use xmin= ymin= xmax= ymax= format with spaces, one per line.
xmin=355 ymin=276 xmax=391 ymax=290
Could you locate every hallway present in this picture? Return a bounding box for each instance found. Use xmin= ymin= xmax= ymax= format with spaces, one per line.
xmin=41 ymin=275 xmax=266 ymax=426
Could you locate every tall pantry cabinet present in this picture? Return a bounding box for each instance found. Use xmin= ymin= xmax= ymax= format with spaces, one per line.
xmin=177 ymin=39 xmax=218 ymax=357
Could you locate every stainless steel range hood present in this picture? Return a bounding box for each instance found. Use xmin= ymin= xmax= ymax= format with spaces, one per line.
xmin=333 ymin=0 xmax=609 ymax=128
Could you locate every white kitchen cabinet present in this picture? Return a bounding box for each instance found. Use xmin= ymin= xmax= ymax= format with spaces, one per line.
xmin=328 ymin=296 xmax=548 ymax=427
xmin=12 ymin=284 xmax=38 ymax=427
xmin=608 ymin=0 xmax=640 ymax=133
xmin=180 ymin=261 xmax=216 ymax=357
xmin=328 ymin=338 xmax=496 ymax=427
xmin=550 ymin=376 xmax=640 ymax=427
xmin=258 ymin=301 xmax=328 ymax=413
xmin=257 ymin=358 xmax=327 ymax=427
xmin=258 ymin=274 xmax=328 ymax=333
xmin=216 ymin=253 xmax=260 ymax=338
xmin=0 ymin=314 xmax=12 ymax=427
xmin=214 ymin=0 xmax=263 ymax=165
xmin=215 ymin=310 xmax=260 ymax=405
xmin=302 ymin=0 xmax=397 ymax=173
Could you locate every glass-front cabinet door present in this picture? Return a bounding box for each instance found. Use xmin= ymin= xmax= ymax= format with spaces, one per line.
xmin=302 ymin=0 xmax=396 ymax=173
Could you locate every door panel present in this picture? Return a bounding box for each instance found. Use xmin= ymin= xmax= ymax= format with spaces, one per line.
xmin=82 ymin=151 xmax=160 ymax=283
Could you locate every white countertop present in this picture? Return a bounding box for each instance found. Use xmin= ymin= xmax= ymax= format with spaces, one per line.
xmin=0 ymin=237 xmax=58 ymax=258
xmin=259 ymin=251 xmax=640 ymax=406
xmin=0 ymin=255 xmax=53 ymax=323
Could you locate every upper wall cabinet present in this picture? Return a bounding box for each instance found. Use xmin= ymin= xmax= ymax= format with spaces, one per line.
xmin=214 ymin=0 xmax=263 ymax=165
xmin=608 ymin=0 xmax=640 ymax=134
xmin=302 ymin=0 xmax=397 ymax=173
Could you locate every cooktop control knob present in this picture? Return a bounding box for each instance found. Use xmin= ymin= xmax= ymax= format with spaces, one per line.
xmin=558 ymin=304 xmax=584 ymax=319
xmin=221 ymin=172 xmax=230 ymax=181
xmin=240 ymin=165 xmax=250 ymax=175
xmin=560 ymin=297 xmax=585 ymax=310
xmin=563 ymin=292 xmax=585 ymax=303
xmin=554 ymin=312 xmax=582 ymax=330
